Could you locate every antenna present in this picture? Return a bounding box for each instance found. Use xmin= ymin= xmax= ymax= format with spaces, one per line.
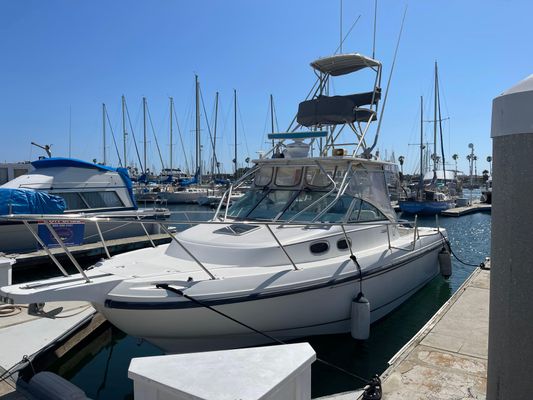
xmin=31 ymin=142 xmax=52 ymax=158
xmin=366 ymin=5 xmax=407 ymax=156
xmin=68 ymin=106 xmax=72 ymax=158
xmin=340 ymin=0 xmax=343 ymax=53
xmin=372 ymin=0 xmax=378 ymax=59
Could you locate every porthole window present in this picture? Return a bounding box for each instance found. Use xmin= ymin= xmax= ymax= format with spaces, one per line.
xmin=337 ymin=238 xmax=351 ymax=250
xmin=310 ymin=241 xmax=329 ymax=255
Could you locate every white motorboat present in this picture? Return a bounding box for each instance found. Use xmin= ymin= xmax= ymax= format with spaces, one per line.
xmin=0 ymin=53 xmax=451 ymax=353
xmin=196 ymin=190 xmax=245 ymax=206
xmin=0 ymin=158 xmax=169 ymax=253
xmin=157 ymin=186 xmax=210 ymax=204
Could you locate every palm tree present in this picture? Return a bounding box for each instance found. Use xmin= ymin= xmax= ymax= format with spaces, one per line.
xmin=487 ymin=155 xmax=493 ymax=175
xmin=398 ymin=155 xmax=405 ymax=174
xmin=452 ymin=154 xmax=459 ymax=172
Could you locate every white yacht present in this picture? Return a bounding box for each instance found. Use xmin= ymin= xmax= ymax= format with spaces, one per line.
xmin=0 ymin=53 xmax=451 ymax=353
xmin=0 ymin=158 xmax=168 ymax=253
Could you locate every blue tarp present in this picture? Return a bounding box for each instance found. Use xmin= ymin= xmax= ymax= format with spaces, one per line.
xmin=0 ymin=188 xmax=66 ymax=215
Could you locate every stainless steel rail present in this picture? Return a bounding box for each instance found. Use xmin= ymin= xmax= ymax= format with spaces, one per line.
xmin=0 ymin=212 xmax=440 ymax=282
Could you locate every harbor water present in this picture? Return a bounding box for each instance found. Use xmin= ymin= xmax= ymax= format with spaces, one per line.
xmin=16 ymin=202 xmax=491 ymax=399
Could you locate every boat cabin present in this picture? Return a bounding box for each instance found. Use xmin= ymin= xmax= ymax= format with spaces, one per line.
xmin=226 ymin=157 xmax=396 ymax=224
xmin=1 ymin=158 xmax=137 ymax=213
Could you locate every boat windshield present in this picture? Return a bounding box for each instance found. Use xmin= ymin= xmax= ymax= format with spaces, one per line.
xmin=226 ymin=188 xmax=386 ymax=223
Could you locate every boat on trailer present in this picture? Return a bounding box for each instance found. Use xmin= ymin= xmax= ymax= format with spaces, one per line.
xmin=0 ymin=53 xmax=451 ymax=353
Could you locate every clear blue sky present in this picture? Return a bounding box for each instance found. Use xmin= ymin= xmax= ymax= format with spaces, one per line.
xmin=1 ymin=0 xmax=531 ymax=175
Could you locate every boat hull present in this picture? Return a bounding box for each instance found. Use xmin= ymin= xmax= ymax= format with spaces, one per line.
xmin=96 ymin=242 xmax=442 ymax=353
xmin=398 ymin=200 xmax=455 ymax=216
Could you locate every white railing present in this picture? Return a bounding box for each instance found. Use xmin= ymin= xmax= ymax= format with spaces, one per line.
xmin=0 ymin=212 xmax=430 ymax=283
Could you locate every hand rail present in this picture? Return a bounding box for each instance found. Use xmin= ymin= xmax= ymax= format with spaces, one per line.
xmin=44 ymin=221 xmax=91 ymax=283
xmin=158 ymin=222 xmax=216 ymax=280
xmin=265 ymin=225 xmax=299 ymax=271
xmin=2 ymin=212 xmax=435 ymax=284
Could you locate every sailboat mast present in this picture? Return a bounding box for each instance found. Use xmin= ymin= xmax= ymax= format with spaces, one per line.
xmin=170 ymin=97 xmax=173 ymax=172
xmin=195 ymin=75 xmax=202 ymax=184
xmin=419 ymin=96 xmax=424 ymax=195
xmin=234 ymin=89 xmax=237 ymax=176
xmin=122 ymin=95 xmax=127 ymax=168
xmin=270 ymin=94 xmax=275 ymax=148
xmin=212 ymin=92 xmax=219 ymax=177
xmin=436 ymin=64 xmax=447 ymax=185
xmin=143 ymin=97 xmax=147 ymax=174
xmin=102 ymin=103 xmax=106 ymax=165
xmin=433 ymin=61 xmax=438 ymax=177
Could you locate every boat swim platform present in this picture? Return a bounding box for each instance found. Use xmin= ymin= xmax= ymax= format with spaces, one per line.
xmin=320 ymin=264 xmax=489 ymax=400
xmin=441 ymin=202 xmax=491 ymax=217
xmin=0 ymin=301 xmax=103 ymax=399
xmin=5 ymin=233 xmax=172 ymax=270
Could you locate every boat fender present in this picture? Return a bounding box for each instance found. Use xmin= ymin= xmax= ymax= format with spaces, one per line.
xmin=22 ymin=371 xmax=90 ymax=400
xmin=438 ymin=246 xmax=452 ymax=278
xmin=350 ymin=292 xmax=370 ymax=340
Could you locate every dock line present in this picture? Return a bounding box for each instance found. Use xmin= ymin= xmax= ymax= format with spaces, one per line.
xmin=437 ymin=231 xmax=485 ymax=268
xmin=155 ymin=283 xmax=382 ymax=397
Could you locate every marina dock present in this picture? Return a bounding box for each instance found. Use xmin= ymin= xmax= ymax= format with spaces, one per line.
xmin=441 ymin=202 xmax=491 ymax=217
xmin=0 ymin=301 xmax=101 ymax=399
xmin=378 ymin=266 xmax=489 ymax=399
xmin=320 ymin=265 xmax=489 ymax=400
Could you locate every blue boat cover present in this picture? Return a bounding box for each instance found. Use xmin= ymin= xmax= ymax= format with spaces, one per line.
xmin=31 ymin=157 xmax=137 ymax=210
xmin=0 ymin=188 xmax=66 ymax=215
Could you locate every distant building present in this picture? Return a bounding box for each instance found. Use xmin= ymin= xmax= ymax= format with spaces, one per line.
xmin=0 ymin=162 xmax=33 ymax=184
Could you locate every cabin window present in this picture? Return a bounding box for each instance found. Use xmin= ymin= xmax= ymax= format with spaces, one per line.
xmin=334 ymin=166 xmax=351 ymax=186
xmin=226 ymin=189 xmax=268 ymax=219
xmin=81 ymin=191 xmax=124 ymax=209
xmin=279 ymin=193 xmax=353 ymax=223
xmin=348 ymin=199 xmax=386 ymax=222
xmin=305 ymin=166 xmax=335 ymax=188
xmin=310 ymin=241 xmax=329 ymax=255
xmin=247 ymin=190 xmax=296 ymax=220
xmin=337 ymin=238 xmax=351 ymax=250
xmin=275 ymin=167 xmax=302 ymax=187
xmin=54 ymin=192 xmax=88 ymax=210
xmin=254 ymin=167 xmax=273 ymax=187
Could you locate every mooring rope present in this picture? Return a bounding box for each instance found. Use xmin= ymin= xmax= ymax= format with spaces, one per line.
xmin=155 ymin=283 xmax=380 ymax=391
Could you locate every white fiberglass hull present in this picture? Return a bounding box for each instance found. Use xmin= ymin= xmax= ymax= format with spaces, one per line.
xmin=1 ymin=222 xmax=448 ymax=354
xmin=96 ymin=239 xmax=442 ymax=353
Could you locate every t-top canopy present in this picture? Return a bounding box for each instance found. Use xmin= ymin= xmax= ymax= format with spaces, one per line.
xmin=310 ymin=53 xmax=381 ymax=76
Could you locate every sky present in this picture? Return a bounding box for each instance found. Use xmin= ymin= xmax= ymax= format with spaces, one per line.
xmin=1 ymin=0 xmax=531 ymax=175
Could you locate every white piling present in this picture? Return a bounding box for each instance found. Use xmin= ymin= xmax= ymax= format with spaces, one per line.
xmin=487 ymin=74 xmax=533 ymax=399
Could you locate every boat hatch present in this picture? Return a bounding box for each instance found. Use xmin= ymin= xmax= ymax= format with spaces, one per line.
xmin=215 ymin=224 xmax=260 ymax=236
